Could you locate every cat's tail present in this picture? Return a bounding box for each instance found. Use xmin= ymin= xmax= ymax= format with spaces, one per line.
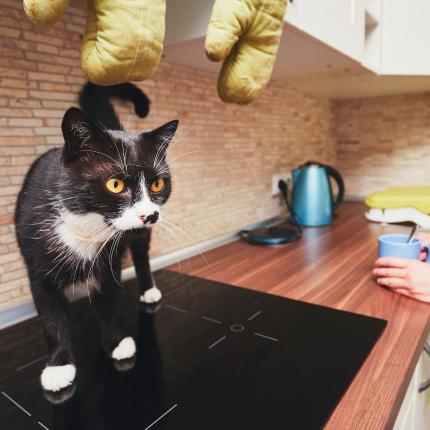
xmin=78 ymin=81 xmax=151 ymax=131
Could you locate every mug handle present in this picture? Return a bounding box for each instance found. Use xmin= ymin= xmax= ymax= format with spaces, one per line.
xmin=422 ymin=244 xmax=430 ymax=263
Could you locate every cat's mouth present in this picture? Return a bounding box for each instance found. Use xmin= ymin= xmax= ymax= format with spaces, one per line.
xmin=138 ymin=211 xmax=159 ymax=225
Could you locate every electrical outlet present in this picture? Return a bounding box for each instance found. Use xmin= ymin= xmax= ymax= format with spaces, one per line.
xmin=272 ymin=172 xmax=292 ymax=196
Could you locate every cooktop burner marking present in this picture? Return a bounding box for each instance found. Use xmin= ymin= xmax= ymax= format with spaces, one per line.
xmin=144 ymin=404 xmax=178 ymax=430
xmin=248 ymin=310 xmax=262 ymax=321
xmin=165 ymin=286 xmax=185 ymax=296
xmin=164 ymin=305 xmax=188 ymax=313
xmin=202 ymin=316 xmax=222 ymax=324
xmin=231 ymin=324 xmax=244 ymax=332
xmin=16 ymin=355 xmax=47 ymax=372
xmin=254 ymin=333 xmax=278 ymax=342
xmin=38 ymin=422 xmax=49 ymax=430
xmin=208 ymin=336 xmax=226 ymax=349
xmin=1 ymin=391 xmax=31 ymax=416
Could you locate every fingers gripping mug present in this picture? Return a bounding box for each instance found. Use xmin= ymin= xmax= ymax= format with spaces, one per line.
xmin=378 ymin=234 xmax=430 ymax=262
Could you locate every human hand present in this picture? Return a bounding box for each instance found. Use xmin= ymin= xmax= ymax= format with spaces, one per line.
xmin=374 ymin=257 xmax=430 ymax=303
xmin=417 ymin=232 xmax=430 ymax=262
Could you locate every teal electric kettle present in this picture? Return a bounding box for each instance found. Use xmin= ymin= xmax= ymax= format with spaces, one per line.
xmin=291 ymin=161 xmax=345 ymax=226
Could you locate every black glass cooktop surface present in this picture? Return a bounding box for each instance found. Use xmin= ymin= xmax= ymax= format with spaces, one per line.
xmin=0 ymin=270 xmax=386 ymax=430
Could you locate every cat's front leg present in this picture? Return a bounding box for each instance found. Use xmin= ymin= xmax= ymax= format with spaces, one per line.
xmin=31 ymin=285 xmax=76 ymax=392
xmin=92 ymin=282 xmax=136 ymax=361
xmin=130 ymin=236 xmax=162 ymax=304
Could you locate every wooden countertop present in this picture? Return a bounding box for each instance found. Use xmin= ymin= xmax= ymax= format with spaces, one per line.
xmin=166 ymin=201 xmax=430 ymax=430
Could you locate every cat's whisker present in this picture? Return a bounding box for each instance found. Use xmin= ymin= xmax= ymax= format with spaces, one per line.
xmin=34 ymin=196 xmax=77 ymax=209
xmin=157 ymin=224 xmax=181 ymax=269
xmin=163 ymin=125 xmax=192 ymax=158
xmin=154 ymin=125 xmax=189 ymax=171
xmin=107 ymin=171 xmax=126 ymax=180
xmin=160 ymin=169 xmax=186 ymax=177
xmin=128 ymin=163 xmax=146 ymax=169
xmin=162 ymin=215 xmax=207 ymax=243
xmin=161 ymin=219 xmax=209 ymax=267
xmin=165 ymin=150 xmax=204 ymax=166
xmin=158 ymin=222 xmax=192 ymax=272
xmin=98 ymin=121 xmax=127 ymax=171
xmin=86 ymin=230 xmax=118 ymax=301
xmin=49 ymin=223 xmax=112 ymax=279
xmin=157 ymin=164 xmax=194 ymax=175
xmin=153 ymin=124 xmax=187 ymax=170
xmin=78 ymin=149 xmax=125 ymax=176
xmin=99 ymin=162 xmax=121 ymax=168
xmin=108 ymin=231 xmax=124 ymax=287
xmin=153 ymin=128 xmax=181 ymax=170
xmin=120 ymin=140 xmax=129 ymax=176
xmin=160 ymin=163 xmax=196 ymax=171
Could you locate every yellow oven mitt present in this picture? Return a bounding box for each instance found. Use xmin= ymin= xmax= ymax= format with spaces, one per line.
xmin=205 ymin=0 xmax=288 ymax=105
xmin=23 ymin=0 xmax=166 ymax=86
xmin=23 ymin=0 xmax=287 ymax=100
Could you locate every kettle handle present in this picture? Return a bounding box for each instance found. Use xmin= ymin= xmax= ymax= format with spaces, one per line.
xmin=324 ymin=164 xmax=345 ymax=211
xmin=303 ymin=161 xmax=345 ymax=211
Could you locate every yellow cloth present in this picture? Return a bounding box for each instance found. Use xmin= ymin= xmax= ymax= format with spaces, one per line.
xmin=23 ymin=0 xmax=287 ymax=100
xmin=23 ymin=0 xmax=70 ymax=26
xmin=24 ymin=0 xmax=165 ymax=86
xmin=81 ymin=0 xmax=165 ymax=85
xmin=365 ymin=187 xmax=430 ymax=214
xmin=205 ymin=0 xmax=288 ymax=105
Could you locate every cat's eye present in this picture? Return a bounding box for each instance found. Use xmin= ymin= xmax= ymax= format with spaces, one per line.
xmin=106 ymin=178 xmax=125 ymax=193
xmin=151 ymin=179 xmax=164 ymax=193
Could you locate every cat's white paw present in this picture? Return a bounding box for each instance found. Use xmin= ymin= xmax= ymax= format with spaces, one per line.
xmin=140 ymin=287 xmax=162 ymax=303
xmin=41 ymin=364 xmax=76 ymax=392
xmin=112 ymin=337 xmax=136 ymax=360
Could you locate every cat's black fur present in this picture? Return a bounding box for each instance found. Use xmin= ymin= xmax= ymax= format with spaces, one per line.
xmin=79 ymin=81 xmax=150 ymax=130
xmin=15 ymin=106 xmax=177 ymax=392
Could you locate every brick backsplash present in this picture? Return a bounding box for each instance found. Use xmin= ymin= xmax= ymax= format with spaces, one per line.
xmin=0 ymin=0 xmax=338 ymax=309
xmin=2 ymin=0 xmax=427 ymax=311
xmin=337 ymin=93 xmax=430 ymax=197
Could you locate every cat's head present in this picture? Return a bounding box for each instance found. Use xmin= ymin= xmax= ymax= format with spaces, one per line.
xmin=58 ymin=107 xmax=178 ymax=234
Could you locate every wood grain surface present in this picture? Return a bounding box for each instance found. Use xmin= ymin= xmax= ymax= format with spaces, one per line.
xmin=166 ymin=202 xmax=430 ymax=430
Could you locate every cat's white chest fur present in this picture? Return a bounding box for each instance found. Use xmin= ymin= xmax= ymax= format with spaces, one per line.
xmin=55 ymin=210 xmax=115 ymax=261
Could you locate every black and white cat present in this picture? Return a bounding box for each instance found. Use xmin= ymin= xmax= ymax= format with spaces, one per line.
xmin=15 ymin=106 xmax=178 ymax=392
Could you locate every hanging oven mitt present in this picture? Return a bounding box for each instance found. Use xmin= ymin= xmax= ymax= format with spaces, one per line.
xmin=23 ymin=0 xmax=166 ymax=86
xmin=205 ymin=0 xmax=288 ymax=105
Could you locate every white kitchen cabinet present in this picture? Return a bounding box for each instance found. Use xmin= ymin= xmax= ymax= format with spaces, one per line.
xmin=284 ymin=0 xmax=301 ymax=29
xmin=415 ymin=341 xmax=430 ymax=430
xmin=394 ymin=336 xmax=430 ymax=430
xmin=381 ymin=0 xmax=430 ymax=75
xmin=284 ymin=0 xmax=365 ymax=63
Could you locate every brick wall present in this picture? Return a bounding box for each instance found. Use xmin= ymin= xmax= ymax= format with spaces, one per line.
xmin=0 ymin=0 xmax=87 ymax=309
xmin=337 ymin=93 xmax=430 ymax=197
xmin=0 ymin=0 xmax=338 ymax=310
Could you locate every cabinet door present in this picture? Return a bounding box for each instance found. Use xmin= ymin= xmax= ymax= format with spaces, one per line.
xmin=394 ymin=337 xmax=430 ymax=430
xmin=393 ymin=366 xmax=418 ymax=430
xmin=300 ymin=0 xmax=357 ymax=59
xmin=414 ymin=341 xmax=430 ymax=430
xmin=381 ymin=0 xmax=430 ymax=75
xmin=285 ymin=0 xmax=301 ymax=28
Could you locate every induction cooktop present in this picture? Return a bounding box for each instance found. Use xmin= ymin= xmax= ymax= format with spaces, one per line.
xmin=0 ymin=270 xmax=386 ymax=430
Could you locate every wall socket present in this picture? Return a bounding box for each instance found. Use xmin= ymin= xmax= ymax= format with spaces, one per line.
xmin=272 ymin=172 xmax=293 ymax=196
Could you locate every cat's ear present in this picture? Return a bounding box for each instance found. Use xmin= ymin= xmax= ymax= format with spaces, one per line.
xmin=148 ymin=119 xmax=179 ymax=156
xmin=61 ymin=107 xmax=103 ymax=161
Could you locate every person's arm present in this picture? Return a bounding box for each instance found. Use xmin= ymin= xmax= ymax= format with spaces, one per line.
xmin=373 ymin=257 xmax=430 ymax=303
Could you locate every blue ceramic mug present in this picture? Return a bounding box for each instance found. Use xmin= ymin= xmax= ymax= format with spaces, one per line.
xmin=378 ymin=234 xmax=430 ymax=263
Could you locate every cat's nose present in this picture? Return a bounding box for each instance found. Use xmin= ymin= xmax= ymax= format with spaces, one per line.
xmin=139 ymin=212 xmax=159 ymax=225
